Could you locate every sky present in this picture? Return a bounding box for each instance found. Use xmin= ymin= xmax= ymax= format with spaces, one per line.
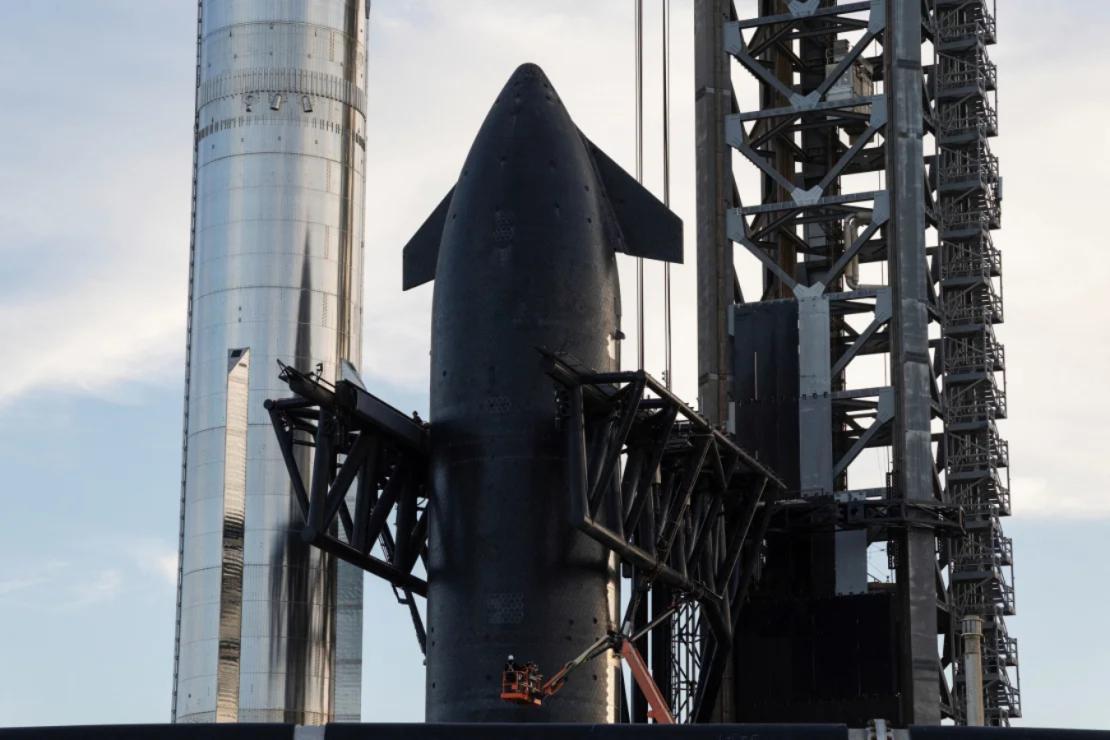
xmin=0 ymin=0 xmax=1108 ymax=729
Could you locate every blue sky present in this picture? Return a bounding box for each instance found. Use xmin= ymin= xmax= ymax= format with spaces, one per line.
xmin=1 ymin=0 xmax=1108 ymax=729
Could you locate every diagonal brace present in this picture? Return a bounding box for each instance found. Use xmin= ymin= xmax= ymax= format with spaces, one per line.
xmin=831 ymin=294 xmax=892 ymax=379
xmin=833 ymin=391 xmax=894 ymax=479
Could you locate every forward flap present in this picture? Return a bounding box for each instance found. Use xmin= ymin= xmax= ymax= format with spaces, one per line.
xmin=402 ymin=186 xmax=455 ymax=290
xmin=583 ymin=135 xmax=683 ymax=264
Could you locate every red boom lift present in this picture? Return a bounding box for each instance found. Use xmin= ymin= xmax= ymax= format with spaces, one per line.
xmin=501 ymin=609 xmax=677 ymax=724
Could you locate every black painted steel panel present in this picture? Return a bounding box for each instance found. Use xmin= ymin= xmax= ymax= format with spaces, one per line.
xmin=734 ymin=592 xmax=900 ymax=724
xmin=732 ymin=300 xmax=800 ymax=492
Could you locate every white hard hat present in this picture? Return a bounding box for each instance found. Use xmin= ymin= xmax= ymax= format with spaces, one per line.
xmin=508 ymin=655 xmax=514 ymax=661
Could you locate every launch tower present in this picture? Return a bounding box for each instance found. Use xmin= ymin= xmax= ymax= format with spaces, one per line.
xmin=694 ymin=0 xmax=1018 ymax=726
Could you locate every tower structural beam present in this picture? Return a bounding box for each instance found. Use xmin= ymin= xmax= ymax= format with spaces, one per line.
xmin=696 ymin=0 xmax=738 ymax=428
xmin=693 ymin=0 xmax=740 ymax=722
xmin=886 ymin=0 xmax=940 ymax=723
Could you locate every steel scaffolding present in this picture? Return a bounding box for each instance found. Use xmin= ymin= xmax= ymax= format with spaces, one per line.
xmin=669 ymin=602 xmax=704 ymax=723
xmin=933 ymin=0 xmax=1020 ymax=725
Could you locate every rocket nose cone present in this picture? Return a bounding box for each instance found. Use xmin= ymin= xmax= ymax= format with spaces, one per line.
xmin=508 ymin=62 xmax=551 ymax=87
xmin=502 ymin=62 xmax=564 ymax=108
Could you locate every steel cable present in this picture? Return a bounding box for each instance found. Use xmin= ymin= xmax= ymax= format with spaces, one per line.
xmin=635 ymin=0 xmax=645 ymax=371
xmin=662 ymin=0 xmax=672 ymax=389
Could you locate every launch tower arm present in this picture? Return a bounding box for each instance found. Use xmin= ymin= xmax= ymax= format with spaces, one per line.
xmin=539 ymin=348 xmax=786 ymax=720
xmin=266 ymin=362 xmax=432 ymax=651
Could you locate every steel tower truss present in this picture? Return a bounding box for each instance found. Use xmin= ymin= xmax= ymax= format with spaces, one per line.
xmin=690 ymin=0 xmax=1016 ymax=726
xmin=932 ymin=0 xmax=1019 ymax=724
xmin=723 ymin=0 xmax=945 ymax=723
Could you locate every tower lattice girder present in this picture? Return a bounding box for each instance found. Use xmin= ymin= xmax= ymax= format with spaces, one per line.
xmin=692 ymin=0 xmax=1019 ymax=725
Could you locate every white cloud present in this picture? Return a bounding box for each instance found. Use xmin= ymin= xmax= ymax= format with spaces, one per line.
xmin=0 ymin=540 xmax=178 ymax=615
xmin=68 ymin=569 xmax=124 ymax=609
xmin=0 ymin=4 xmax=193 ymax=406
xmin=157 ymin=555 xmax=180 ymax=586
xmin=0 ymin=577 xmax=46 ymax=598
xmin=0 ymin=273 xmax=186 ymax=405
xmin=0 ymin=115 xmax=192 ymax=404
xmin=0 ymin=560 xmax=124 ymax=612
xmin=0 ymin=561 xmax=68 ymax=602
xmin=126 ymin=539 xmax=180 ymax=587
xmin=985 ymin=8 xmax=1110 ymax=521
xmin=1012 ymin=476 xmax=1110 ymax=521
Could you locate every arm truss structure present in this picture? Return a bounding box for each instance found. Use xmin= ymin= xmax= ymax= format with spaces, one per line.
xmin=266 ymin=363 xmax=431 ymax=654
xmin=266 ymin=353 xmax=786 ymax=724
xmin=542 ymin=350 xmax=785 ymax=722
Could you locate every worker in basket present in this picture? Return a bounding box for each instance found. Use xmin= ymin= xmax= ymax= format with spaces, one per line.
xmin=502 ymin=655 xmax=543 ymax=705
xmin=498 ymin=605 xmax=678 ymax=723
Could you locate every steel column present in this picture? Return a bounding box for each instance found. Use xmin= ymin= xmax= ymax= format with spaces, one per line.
xmin=887 ymin=0 xmax=941 ymax=724
xmin=696 ymin=0 xmax=736 ymax=427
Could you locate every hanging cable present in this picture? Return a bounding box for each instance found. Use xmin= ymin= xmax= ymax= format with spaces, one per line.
xmin=661 ymin=0 xmax=672 ymax=390
xmin=635 ymin=0 xmax=645 ymax=371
